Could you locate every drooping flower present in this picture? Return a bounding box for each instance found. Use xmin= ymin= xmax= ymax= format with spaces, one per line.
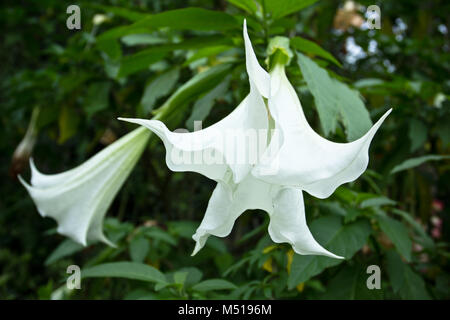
xmin=119 ymin=21 xmax=392 ymax=259
xmin=19 ymin=127 xmax=150 ymax=246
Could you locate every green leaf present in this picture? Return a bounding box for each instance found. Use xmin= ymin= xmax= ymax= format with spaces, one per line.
xmin=140 ymin=68 xmax=180 ymax=115
xmin=321 ymin=265 xmax=383 ymax=299
xmin=83 ymin=82 xmax=111 ymax=117
xmin=191 ymin=279 xmax=237 ymax=292
xmin=82 ymin=262 xmax=167 ymax=284
xmin=376 ymin=214 xmax=412 ymax=262
xmin=119 ymin=36 xmax=230 ymax=77
xmin=390 ymin=155 xmax=450 ymax=174
xmin=45 ymin=239 xmax=84 ymax=266
xmin=98 ymin=8 xmax=239 ymax=41
xmin=186 ymin=75 xmax=230 ymax=130
xmin=157 ymin=63 xmax=233 ymax=117
xmin=297 ymin=52 xmax=372 ymax=141
xmin=184 ymin=45 xmax=233 ymax=66
xmin=265 ymin=0 xmax=318 ymax=19
xmin=287 ymin=215 xmax=371 ymax=289
xmin=360 ymin=196 xmax=397 ymax=208
xmin=129 ymin=237 xmax=150 ymax=262
xmin=408 ymin=119 xmax=427 ymax=152
xmin=386 ymin=250 xmax=431 ymax=299
xmin=291 ymin=36 xmax=341 ymax=67
xmin=118 ymin=52 xmax=166 ymax=78
xmin=89 ymin=4 xmax=148 ymax=22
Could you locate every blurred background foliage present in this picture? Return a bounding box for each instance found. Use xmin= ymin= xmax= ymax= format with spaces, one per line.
xmin=1 ymin=0 xmax=449 ymax=299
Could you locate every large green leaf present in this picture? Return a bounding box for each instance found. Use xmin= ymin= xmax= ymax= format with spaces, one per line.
xmin=291 ymin=36 xmax=341 ymax=67
xmin=376 ymin=214 xmax=412 ymax=262
xmin=297 ymin=52 xmax=372 ymax=141
xmin=191 ymin=279 xmax=237 ymax=292
xmin=386 ymin=251 xmax=431 ymax=300
xmin=287 ymin=215 xmax=372 ymax=289
xmin=119 ymin=36 xmax=230 ymax=77
xmin=82 ymin=262 xmax=167 ymax=284
xmin=390 ymin=154 xmax=450 ymax=174
xmin=98 ymin=8 xmax=239 ymax=41
xmin=265 ymin=0 xmax=317 ymax=19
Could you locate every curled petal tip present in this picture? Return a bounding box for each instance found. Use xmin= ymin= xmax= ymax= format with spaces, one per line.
xmin=191 ymin=244 xmax=201 ymax=256
xmin=17 ymin=174 xmax=30 ymax=189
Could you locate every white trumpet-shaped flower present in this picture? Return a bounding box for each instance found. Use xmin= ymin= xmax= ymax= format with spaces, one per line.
xmin=120 ymin=21 xmax=391 ymax=259
xmin=252 ymin=61 xmax=392 ymax=200
xmin=20 ymin=127 xmax=150 ymax=246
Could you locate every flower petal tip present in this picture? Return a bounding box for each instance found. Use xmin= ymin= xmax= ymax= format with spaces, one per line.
xmin=17 ymin=174 xmax=30 ymax=189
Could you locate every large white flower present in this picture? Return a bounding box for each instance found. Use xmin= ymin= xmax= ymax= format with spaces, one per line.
xmin=20 ymin=127 xmax=150 ymax=246
xmin=120 ymin=21 xmax=391 ymax=259
xmin=252 ymin=58 xmax=392 ymax=200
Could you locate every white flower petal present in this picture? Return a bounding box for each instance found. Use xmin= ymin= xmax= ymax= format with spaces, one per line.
xmin=120 ymin=88 xmax=268 ymax=184
xmin=243 ymin=19 xmax=270 ymax=98
xmin=253 ymin=65 xmax=392 ymax=199
xmin=19 ymin=127 xmax=149 ymax=246
xmin=268 ymin=187 xmax=343 ymax=258
xmin=191 ymin=175 xmax=340 ymax=258
xmin=192 ymin=175 xmax=275 ymax=255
